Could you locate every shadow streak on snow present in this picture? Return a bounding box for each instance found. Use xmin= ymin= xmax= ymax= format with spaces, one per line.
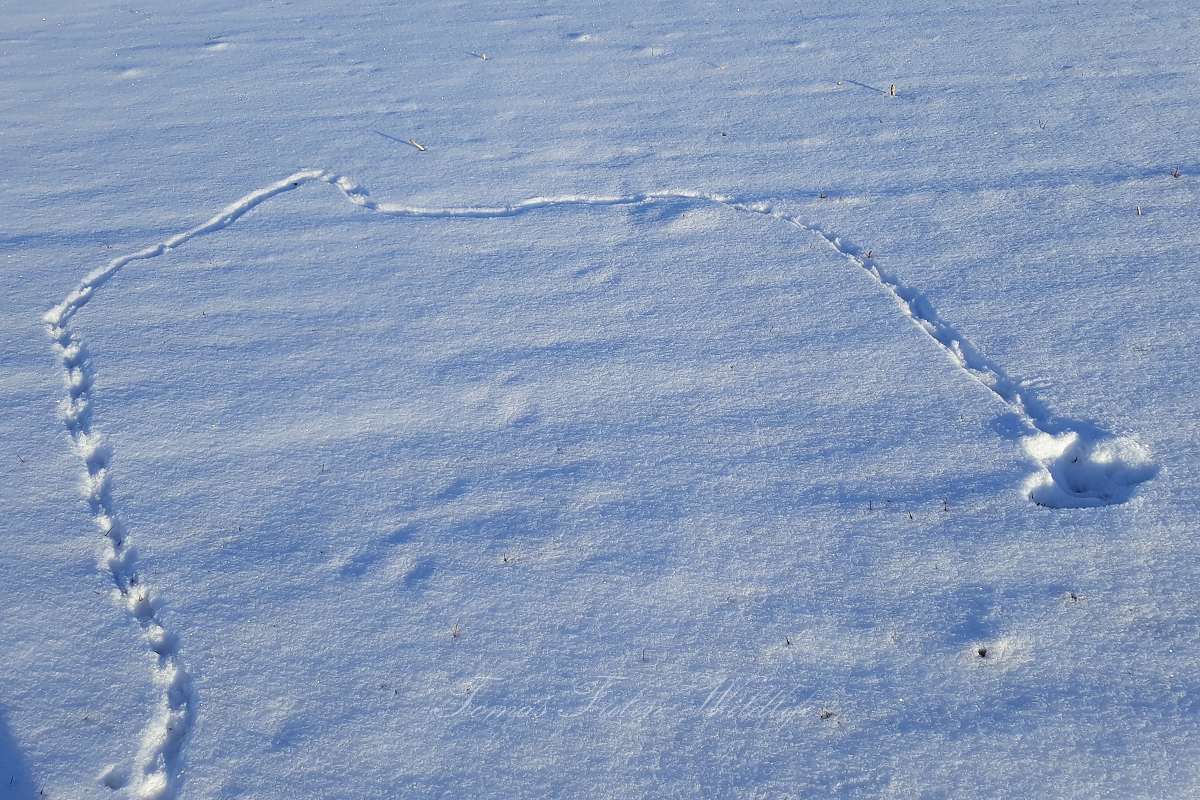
xmin=839 ymin=78 xmax=889 ymax=95
xmin=0 ymin=707 xmax=36 ymax=800
xmin=770 ymin=160 xmax=1200 ymax=205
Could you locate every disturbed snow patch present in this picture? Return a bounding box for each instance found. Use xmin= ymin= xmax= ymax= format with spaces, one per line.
xmin=1023 ymin=431 xmax=1158 ymax=508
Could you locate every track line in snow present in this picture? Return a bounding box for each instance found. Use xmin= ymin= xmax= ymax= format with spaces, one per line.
xmin=313 ymin=171 xmax=1155 ymax=508
xmin=44 ymin=167 xmax=1157 ymax=795
xmin=46 ymin=340 xmax=193 ymax=797
xmin=43 ymin=170 xmax=329 ymax=799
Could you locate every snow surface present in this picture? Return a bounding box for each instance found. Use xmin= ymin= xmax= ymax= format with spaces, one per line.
xmin=3 ymin=1 xmax=1199 ymax=798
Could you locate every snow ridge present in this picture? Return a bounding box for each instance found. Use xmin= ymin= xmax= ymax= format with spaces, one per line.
xmin=43 ymin=168 xmax=1156 ymax=794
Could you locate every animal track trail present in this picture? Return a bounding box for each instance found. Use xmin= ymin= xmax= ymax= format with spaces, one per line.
xmin=45 ymin=333 xmax=192 ymax=799
xmin=44 ymin=168 xmax=1156 ymax=796
xmin=755 ymin=213 xmax=1160 ymax=508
